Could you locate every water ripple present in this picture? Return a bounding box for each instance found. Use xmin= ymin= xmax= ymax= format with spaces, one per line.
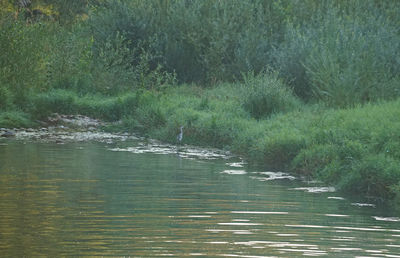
xmin=372 ymin=216 xmax=400 ymax=222
xmin=221 ymin=170 xmax=247 ymax=175
xmin=226 ymin=161 xmax=246 ymax=168
xmin=109 ymin=143 xmax=232 ymax=160
xmin=231 ymin=211 xmax=288 ymax=215
xmin=351 ymin=203 xmax=376 ymax=208
xmin=325 ymin=214 xmax=350 ymax=217
xmin=251 ymin=172 xmax=295 ymax=181
xmin=292 ymin=187 xmax=336 ymax=193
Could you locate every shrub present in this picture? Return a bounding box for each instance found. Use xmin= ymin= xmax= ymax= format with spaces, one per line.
xmin=0 ymin=85 xmax=13 ymax=110
xmin=305 ymin=11 xmax=400 ymax=107
xmin=252 ymin=129 xmax=306 ymax=170
xmin=119 ymin=91 xmax=166 ymax=132
xmin=292 ymin=144 xmax=339 ymax=176
xmin=0 ymin=111 xmax=34 ymax=128
xmin=88 ymin=1 xmax=176 ymax=94
xmin=274 ymin=3 xmax=400 ymax=106
xmin=240 ymin=71 xmax=301 ymax=119
xmin=89 ymin=32 xmax=137 ymax=94
xmin=32 ymin=90 xmax=77 ymax=119
xmin=292 ymin=139 xmax=366 ymax=181
xmin=46 ymin=25 xmax=92 ymax=93
xmin=272 ymin=23 xmax=313 ymax=99
xmin=0 ymin=17 xmax=50 ymax=106
xmin=339 ymin=154 xmax=400 ymax=200
xmin=87 ymin=0 xmax=292 ymax=84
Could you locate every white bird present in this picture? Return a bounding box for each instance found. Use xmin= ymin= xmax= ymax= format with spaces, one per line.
xmin=177 ymin=126 xmax=184 ymax=143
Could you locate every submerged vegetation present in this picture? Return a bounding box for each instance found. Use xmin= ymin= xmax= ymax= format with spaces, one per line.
xmin=1 ymin=0 xmax=400 ymax=205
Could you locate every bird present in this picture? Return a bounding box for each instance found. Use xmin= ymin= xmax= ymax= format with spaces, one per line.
xmin=177 ymin=126 xmax=184 ymax=143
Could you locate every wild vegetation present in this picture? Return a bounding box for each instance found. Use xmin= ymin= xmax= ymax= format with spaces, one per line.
xmin=1 ymin=0 xmax=400 ymax=206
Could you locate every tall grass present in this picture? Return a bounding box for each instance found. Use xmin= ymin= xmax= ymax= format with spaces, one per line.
xmin=304 ymin=10 xmax=400 ymax=107
xmin=85 ymin=0 xmax=400 ymax=106
xmin=31 ymin=89 xmax=140 ymax=122
xmin=45 ymin=25 xmax=92 ymax=93
xmin=2 ymin=0 xmax=400 ymax=106
xmin=240 ymin=71 xmax=301 ymax=119
xmin=0 ymin=111 xmax=34 ymax=128
xmin=87 ymin=0 xmax=291 ymax=84
xmin=0 ymin=16 xmax=50 ymax=107
xmin=273 ymin=1 xmax=400 ymax=105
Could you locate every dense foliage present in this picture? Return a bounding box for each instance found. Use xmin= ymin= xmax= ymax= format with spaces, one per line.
xmin=1 ymin=0 xmax=400 ymax=205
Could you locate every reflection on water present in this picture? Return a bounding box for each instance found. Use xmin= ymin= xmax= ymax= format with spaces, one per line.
xmin=1 ymin=139 xmax=400 ymax=257
xmin=292 ymin=187 xmax=336 ymax=193
xmin=109 ymin=142 xmax=231 ymax=160
xmin=221 ymin=170 xmax=247 ymax=175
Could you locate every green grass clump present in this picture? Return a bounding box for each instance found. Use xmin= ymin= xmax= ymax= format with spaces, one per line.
xmin=240 ymin=71 xmax=301 ymax=119
xmin=273 ymin=3 xmax=400 ymax=105
xmin=339 ymin=154 xmax=400 ymax=200
xmin=31 ymin=89 xmax=141 ymax=122
xmin=0 ymin=111 xmax=34 ymax=128
xmin=32 ymin=90 xmax=78 ymax=119
xmin=0 ymin=85 xmax=13 ymax=110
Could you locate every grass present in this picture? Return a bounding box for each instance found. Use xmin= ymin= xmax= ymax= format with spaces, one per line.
xmin=0 ymin=111 xmax=35 ymax=128
xmin=240 ymin=71 xmax=302 ymax=119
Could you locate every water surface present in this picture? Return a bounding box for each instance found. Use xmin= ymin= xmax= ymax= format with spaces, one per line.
xmin=1 ymin=139 xmax=399 ymax=257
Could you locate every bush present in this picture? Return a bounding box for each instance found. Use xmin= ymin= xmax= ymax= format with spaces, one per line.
xmin=88 ymin=1 xmax=176 ymax=94
xmin=274 ymin=3 xmax=400 ymax=106
xmin=0 ymin=17 xmax=50 ymax=106
xmin=32 ymin=90 xmax=77 ymax=119
xmin=240 ymin=71 xmax=301 ymax=119
xmin=272 ymin=23 xmax=313 ymax=99
xmin=254 ymin=130 xmax=306 ymax=170
xmin=87 ymin=0 xmax=292 ymax=84
xmin=46 ymin=25 xmax=92 ymax=93
xmin=292 ymin=139 xmax=366 ymax=181
xmin=0 ymin=111 xmax=34 ymax=128
xmin=339 ymin=154 xmax=400 ymax=200
xmin=0 ymin=85 xmax=13 ymax=110
xmin=305 ymin=11 xmax=400 ymax=107
xmin=89 ymin=32 xmax=137 ymax=94
xmin=292 ymin=144 xmax=340 ymax=176
xmin=31 ymin=89 xmax=141 ymax=122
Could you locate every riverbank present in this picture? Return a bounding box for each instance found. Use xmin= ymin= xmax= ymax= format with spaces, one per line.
xmin=1 ymin=86 xmax=400 ymax=207
xmin=1 ymin=0 xmax=400 ymax=207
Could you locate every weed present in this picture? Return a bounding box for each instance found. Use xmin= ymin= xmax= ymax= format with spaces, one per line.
xmin=0 ymin=111 xmax=34 ymax=128
xmin=240 ymin=71 xmax=301 ymax=119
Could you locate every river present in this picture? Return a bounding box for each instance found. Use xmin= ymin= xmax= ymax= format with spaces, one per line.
xmin=1 ymin=138 xmax=400 ymax=257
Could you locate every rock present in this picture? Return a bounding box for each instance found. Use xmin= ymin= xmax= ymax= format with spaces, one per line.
xmin=1 ymin=130 xmax=15 ymax=138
